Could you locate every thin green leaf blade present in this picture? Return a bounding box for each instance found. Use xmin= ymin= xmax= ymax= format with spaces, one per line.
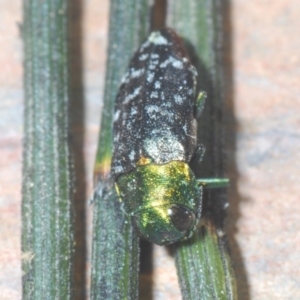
xmin=168 ymin=1 xmax=237 ymax=299
xmin=175 ymin=220 xmax=237 ymax=300
xmin=90 ymin=184 xmax=139 ymax=300
xmin=22 ymin=0 xmax=74 ymax=299
xmin=90 ymin=0 xmax=151 ymax=299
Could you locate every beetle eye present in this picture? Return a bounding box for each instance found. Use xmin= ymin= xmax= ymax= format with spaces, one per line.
xmin=168 ymin=205 xmax=196 ymax=232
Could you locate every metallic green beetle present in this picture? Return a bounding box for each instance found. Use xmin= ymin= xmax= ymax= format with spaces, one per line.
xmin=111 ymin=29 xmax=228 ymax=245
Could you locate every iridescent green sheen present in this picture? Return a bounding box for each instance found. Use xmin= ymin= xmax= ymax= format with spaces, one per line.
xmin=115 ymin=161 xmax=202 ymax=245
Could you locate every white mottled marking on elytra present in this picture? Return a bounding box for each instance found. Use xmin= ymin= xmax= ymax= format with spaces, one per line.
xmin=114 ymin=133 xmax=120 ymax=142
xmin=146 ymin=105 xmax=159 ymax=115
xmin=148 ymin=31 xmax=168 ymax=45
xmin=123 ymin=86 xmax=142 ymax=104
xmin=160 ymin=58 xmax=170 ymax=68
xmin=148 ymin=56 xmax=159 ymax=70
xmin=144 ymin=135 xmax=185 ymax=163
xmin=139 ymin=53 xmax=149 ymax=61
xmin=172 ymin=59 xmax=183 ymax=69
xmin=114 ymin=166 xmax=124 ymax=173
xmin=188 ymin=88 xmax=194 ymax=95
xmin=131 ymin=68 xmax=144 ymax=78
xmin=126 ymin=121 xmax=132 ymax=130
xmin=147 ymin=73 xmax=154 ymax=82
xmin=174 ymin=94 xmax=183 ymax=104
xmin=131 ymin=107 xmax=137 ymax=115
xmin=154 ymin=81 xmax=161 ymax=89
xmin=145 ymin=106 xmax=174 ymax=121
xmin=151 ymin=53 xmax=159 ymax=59
xmin=159 ymin=109 xmax=174 ymax=120
xmin=149 ymin=63 xmax=157 ymax=70
xmin=150 ymin=91 xmax=158 ymax=98
xmin=160 ymin=56 xmax=183 ymax=69
xmin=162 ymin=101 xmax=171 ymax=108
xmin=121 ymin=112 xmax=127 ymax=126
xmin=149 ymin=128 xmax=162 ymax=136
xmin=167 ymin=208 xmax=173 ymax=216
xmin=113 ymin=110 xmax=121 ymax=121
xmin=128 ymin=150 xmax=135 ymax=161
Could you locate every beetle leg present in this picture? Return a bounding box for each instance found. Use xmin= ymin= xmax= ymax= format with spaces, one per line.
xmin=195 ymin=91 xmax=206 ymax=119
xmin=197 ymin=178 xmax=230 ymax=189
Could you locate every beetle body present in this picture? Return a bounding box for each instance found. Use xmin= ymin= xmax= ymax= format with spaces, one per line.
xmin=111 ymin=29 xmax=202 ymax=245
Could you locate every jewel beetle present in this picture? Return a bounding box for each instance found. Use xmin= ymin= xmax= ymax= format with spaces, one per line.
xmin=111 ymin=28 xmax=228 ymax=245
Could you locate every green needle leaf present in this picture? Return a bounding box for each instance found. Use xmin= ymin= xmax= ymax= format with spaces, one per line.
xmin=22 ymin=0 xmax=74 ymax=299
xmin=90 ymin=1 xmax=151 ymax=299
xmin=168 ymin=0 xmax=238 ymax=299
xmin=175 ymin=220 xmax=237 ymax=300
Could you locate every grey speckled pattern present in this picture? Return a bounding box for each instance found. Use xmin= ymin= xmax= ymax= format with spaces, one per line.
xmin=112 ymin=29 xmax=198 ymax=179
